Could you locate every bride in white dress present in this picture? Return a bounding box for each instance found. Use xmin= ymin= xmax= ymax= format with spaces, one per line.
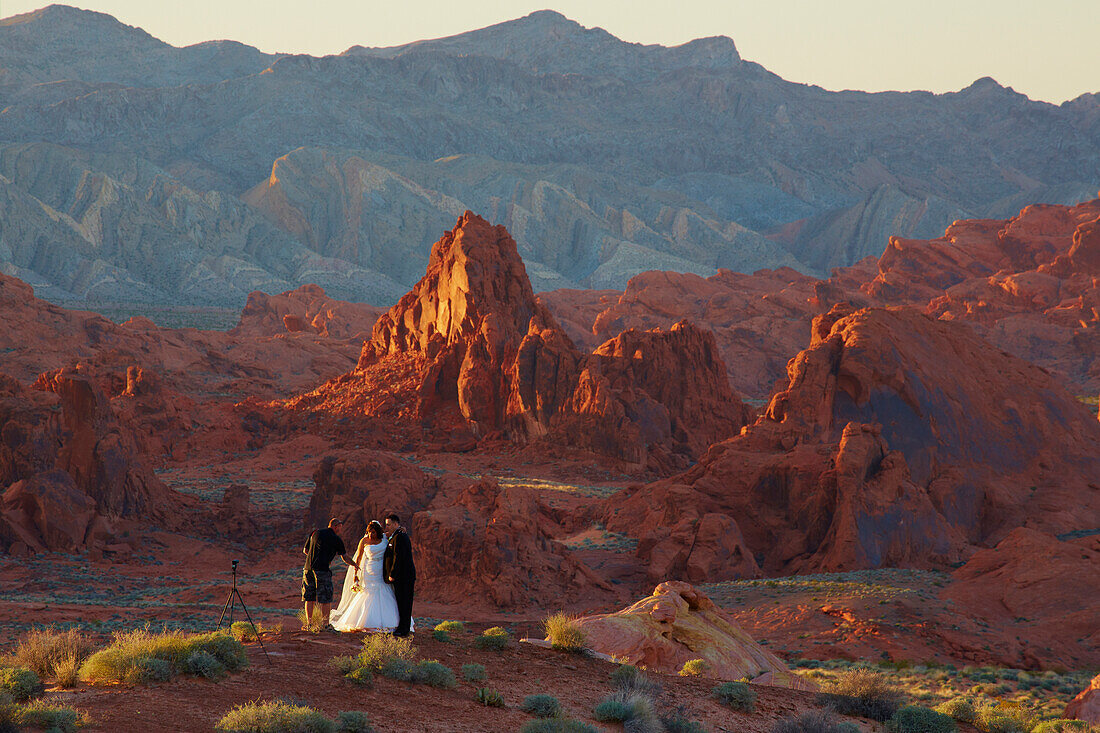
xmin=331 ymin=520 xmax=411 ymax=633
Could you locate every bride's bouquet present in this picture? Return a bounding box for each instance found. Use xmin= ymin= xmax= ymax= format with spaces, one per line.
xmin=351 ymin=577 xmax=362 ymax=594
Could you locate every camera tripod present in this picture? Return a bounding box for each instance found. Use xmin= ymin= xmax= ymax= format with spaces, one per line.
xmin=216 ymin=559 xmax=271 ymax=663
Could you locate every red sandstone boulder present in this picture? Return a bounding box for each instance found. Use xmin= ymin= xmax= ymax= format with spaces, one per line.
xmin=1065 ymin=673 xmax=1100 ymax=723
xmin=2 ymin=470 xmax=96 ymax=552
xmin=232 ymin=283 xmax=383 ymax=340
xmin=573 ymin=581 xmax=814 ymax=689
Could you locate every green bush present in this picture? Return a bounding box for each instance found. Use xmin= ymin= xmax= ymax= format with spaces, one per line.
xmin=186 ymin=650 xmax=226 ymax=681
xmin=9 ymin=628 xmax=95 ymax=682
xmin=432 ymin=629 xmax=452 ymax=643
xmin=712 ymin=681 xmax=756 ymax=712
xmin=0 ymin=667 xmax=42 ymax=701
xmin=771 ymin=711 xmax=859 ymax=733
xmin=974 ymin=705 xmax=1036 ymax=733
xmin=476 ymin=627 xmax=509 ymax=651
xmin=935 ymin=697 xmax=977 ymax=723
xmin=125 ymin=657 xmax=171 ymax=684
xmin=1031 ymin=722 xmax=1094 ymax=733
xmin=380 ymin=658 xmax=416 ymax=682
xmin=543 ymin=612 xmax=586 ymax=653
xmin=344 ymin=667 xmax=373 ymax=687
xmin=415 ymin=660 xmax=456 ymax=689
xmin=358 ymin=634 xmax=416 ymax=673
xmin=14 ymin=699 xmax=84 ymax=733
xmin=230 ymin=621 xmax=259 ymax=643
xmin=887 ymin=705 xmax=957 ymax=733
xmin=80 ymin=629 xmax=247 ymax=684
xmin=521 ymin=694 xmax=562 ymax=718
xmin=476 ymin=687 xmax=505 ymax=708
xmin=818 ymin=669 xmax=904 ymax=722
xmin=336 ymin=710 xmax=374 ymax=733
xmin=216 ymin=700 xmax=337 ymax=733
xmin=434 ymin=620 xmax=464 ymax=634
xmin=519 ymin=720 xmax=598 ymax=733
xmin=462 ymin=663 xmax=486 ymax=683
xmin=679 ymin=658 xmax=708 ymax=677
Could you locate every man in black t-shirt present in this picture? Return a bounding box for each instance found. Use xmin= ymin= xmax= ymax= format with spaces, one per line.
xmin=302 ymin=517 xmax=359 ymax=631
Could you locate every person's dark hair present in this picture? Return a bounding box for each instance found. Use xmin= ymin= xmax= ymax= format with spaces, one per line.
xmin=328 ymin=517 xmax=344 ymax=528
xmin=367 ymin=521 xmax=383 ymax=541
xmin=385 ymin=513 xmax=401 ymax=525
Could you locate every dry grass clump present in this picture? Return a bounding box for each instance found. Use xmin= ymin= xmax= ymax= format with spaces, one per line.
xmin=296 ymin=608 xmax=327 ymax=633
xmin=8 ymin=628 xmax=95 ymax=685
xmin=543 ymin=612 xmax=587 ymax=653
xmin=462 ymin=663 xmax=486 ymax=683
xmin=679 ymin=658 xmax=709 ymax=677
xmin=818 ymin=669 xmax=904 ymax=721
xmin=521 ymin=694 xmax=562 ymax=718
xmin=935 ymin=696 xmax=977 ymax=723
xmin=79 ymin=628 xmax=247 ymax=684
xmin=13 ymin=699 xmax=86 ymax=733
xmin=771 ymin=710 xmax=860 ymax=733
xmin=1031 ymin=721 xmax=1099 ymax=733
xmin=973 ymin=703 xmax=1036 ymax=733
xmin=609 ymin=664 xmax=661 ymax=695
xmin=593 ymin=690 xmax=660 ymax=731
xmin=434 ymin=620 xmax=464 ymax=634
xmin=216 ymin=700 xmax=336 ymax=732
xmin=519 ymin=720 xmax=598 ymax=733
xmin=228 ymin=621 xmax=278 ymax=642
xmin=356 ymin=634 xmax=417 ymax=673
xmin=476 ymin=627 xmax=510 ymax=651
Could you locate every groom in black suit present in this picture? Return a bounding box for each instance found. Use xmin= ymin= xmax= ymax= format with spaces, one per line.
xmin=383 ymin=513 xmax=416 ymax=637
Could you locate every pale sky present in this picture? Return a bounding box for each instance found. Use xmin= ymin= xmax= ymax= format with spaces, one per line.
xmin=2 ymin=0 xmax=1097 ymax=104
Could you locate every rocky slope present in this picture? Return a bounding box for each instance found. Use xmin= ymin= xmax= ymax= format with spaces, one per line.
xmin=601 ymin=304 xmax=1100 ymax=579
xmin=0 ymin=6 xmax=1097 ymax=305
xmin=284 ymin=212 xmax=748 ymax=468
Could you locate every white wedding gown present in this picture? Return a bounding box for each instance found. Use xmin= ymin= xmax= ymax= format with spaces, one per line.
xmin=330 ymin=537 xmax=412 ymax=633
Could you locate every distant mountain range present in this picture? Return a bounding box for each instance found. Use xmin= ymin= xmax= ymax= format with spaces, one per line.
xmin=1 ymin=5 xmax=1098 ymax=306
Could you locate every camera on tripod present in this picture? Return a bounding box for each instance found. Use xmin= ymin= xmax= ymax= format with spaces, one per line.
xmin=216 ymin=557 xmax=270 ymax=663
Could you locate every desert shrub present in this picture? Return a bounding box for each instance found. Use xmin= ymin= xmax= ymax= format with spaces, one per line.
xmin=521 ymin=694 xmax=562 ymax=718
xmin=543 ymin=612 xmax=587 ymax=653
xmin=0 ymin=695 xmax=16 ymax=733
xmin=593 ymin=691 xmax=659 ymax=731
xmin=519 ymin=720 xmax=598 ymax=733
xmin=887 ymin=705 xmax=957 ymax=733
xmin=712 ymin=681 xmax=756 ymax=712
xmin=53 ymin=653 xmax=83 ymax=689
xmin=0 ymin=667 xmax=42 ymax=701
xmin=216 ymin=700 xmax=336 ymax=733
xmin=679 ymin=658 xmax=709 ymax=677
xmin=476 ymin=627 xmax=509 ymax=651
xmin=462 ymin=663 xmax=486 ymax=683
xmin=125 ymin=657 xmax=171 ymax=684
xmin=974 ymin=704 xmax=1036 ymax=733
xmin=230 ymin=621 xmax=259 ymax=642
xmin=329 ymin=656 xmax=360 ymax=675
xmin=819 ymin=669 xmax=903 ymax=722
xmin=380 ymin=658 xmax=416 ymax=682
xmin=434 ymin=620 xmax=464 ymax=634
xmin=609 ymin=664 xmax=661 ymax=695
xmin=9 ymin=628 xmax=95 ymax=682
xmin=186 ymin=650 xmax=227 ymax=681
xmin=660 ymin=705 xmax=706 ymax=733
xmin=476 ymin=687 xmax=505 ymax=707
xmin=358 ymin=634 xmax=416 ymax=672
xmin=935 ymin=697 xmax=977 ymax=723
xmin=344 ymin=667 xmax=373 ymax=687
xmin=771 ymin=711 xmax=859 ymax=733
xmin=80 ymin=629 xmax=246 ymax=684
xmin=432 ymin=629 xmax=452 ymax=643
xmin=297 ymin=607 xmax=326 ymax=633
xmin=1031 ymin=722 xmax=1094 ymax=733
xmin=336 ymin=710 xmax=374 ymax=733
xmin=415 ymin=660 xmax=456 ymax=689
xmin=14 ymin=699 xmax=84 ymax=733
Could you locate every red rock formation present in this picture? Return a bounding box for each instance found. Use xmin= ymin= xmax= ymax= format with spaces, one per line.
xmin=1065 ymin=673 xmax=1100 ymax=723
xmin=288 ymin=212 xmax=747 ymax=466
xmin=232 ymin=283 xmax=383 ymax=340
xmin=573 ymin=581 xmax=814 ymax=689
xmin=942 ymin=528 xmax=1100 ymax=669
xmin=604 ymin=306 xmax=1100 ymax=575
xmin=305 ymin=449 xmax=609 ymax=608
xmin=0 ymin=369 xmax=183 ymax=554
